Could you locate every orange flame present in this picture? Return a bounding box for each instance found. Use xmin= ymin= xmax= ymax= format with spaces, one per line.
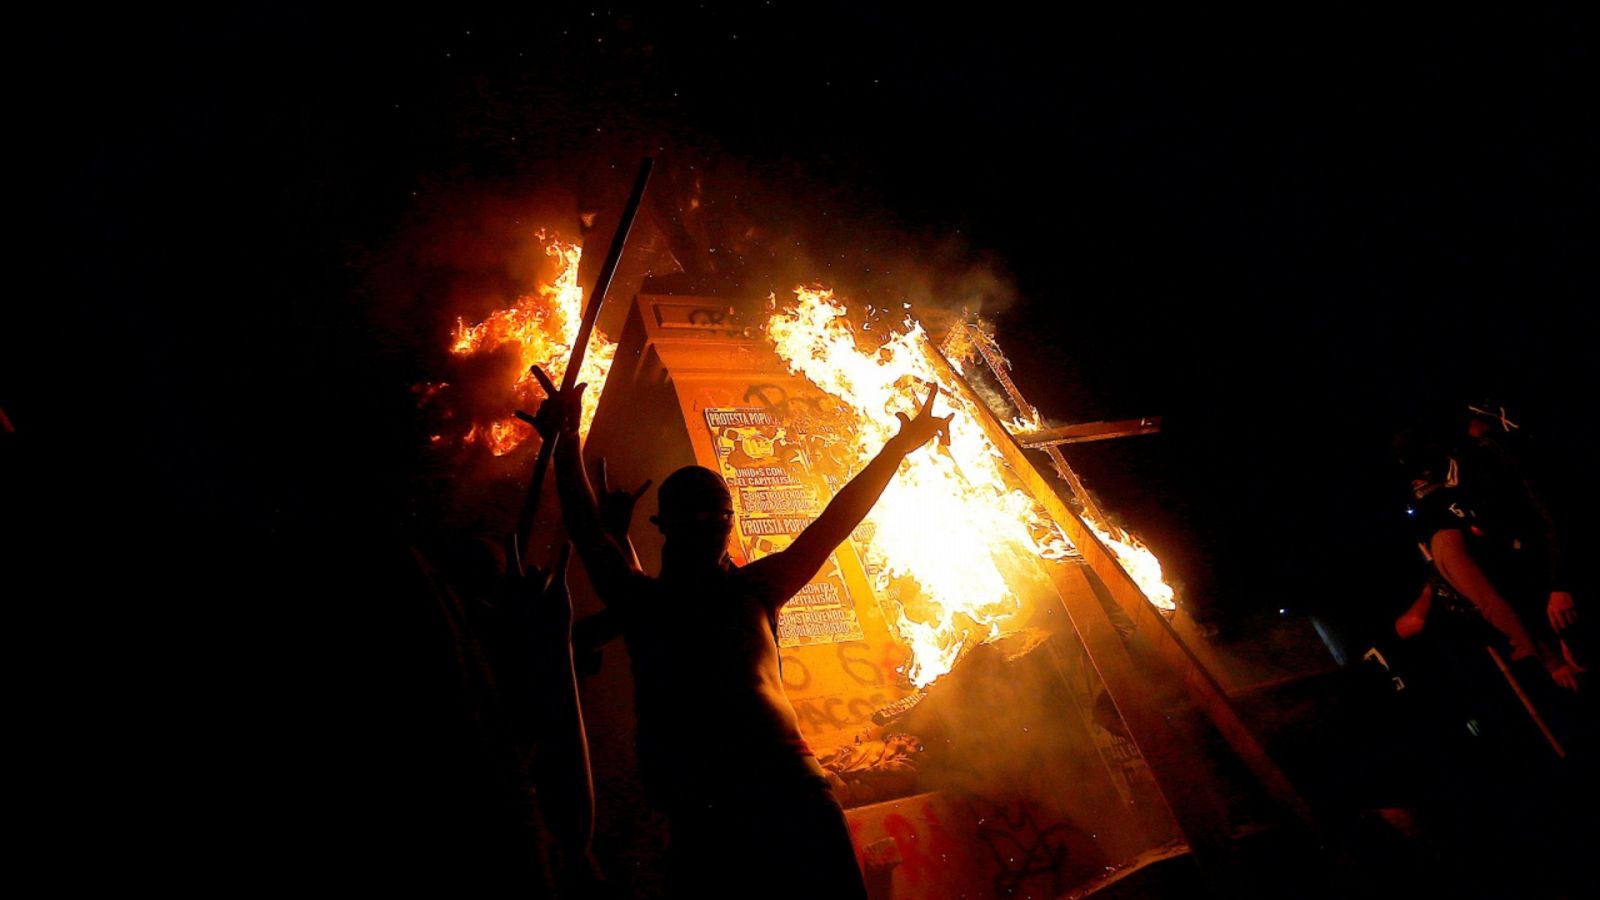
xmin=440 ymin=238 xmax=1177 ymax=682
xmin=448 ymin=234 xmax=616 ymax=454
xmin=1087 ymin=521 xmax=1177 ymax=612
xmin=951 ymin=316 xmax=1178 ymax=615
xmin=766 ymin=287 xmax=1078 ymax=686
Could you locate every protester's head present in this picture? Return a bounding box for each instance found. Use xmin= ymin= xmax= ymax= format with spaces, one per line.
xmin=651 ymin=465 xmax=735 ymax=558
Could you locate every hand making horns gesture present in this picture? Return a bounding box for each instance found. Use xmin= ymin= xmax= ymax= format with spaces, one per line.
xmin=891 ymin=382 xmax=954 ymax=452
xmin=528 ymin=365 xmax=585 ymax=440
xmin=503 ymin=536 xmax=574 ymax=631
xmin=593 ymin=457 xmax=652 ymax=541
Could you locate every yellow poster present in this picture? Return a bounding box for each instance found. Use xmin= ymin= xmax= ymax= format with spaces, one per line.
xmin=705 ymin=407 xmax=864 ymax=646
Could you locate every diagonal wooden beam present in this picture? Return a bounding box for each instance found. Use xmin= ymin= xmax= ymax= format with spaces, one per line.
xmin=921 ymin=339 xmax=1322 ymax=859
xmin=1014 ymin=417 xmax=1162 ymax=448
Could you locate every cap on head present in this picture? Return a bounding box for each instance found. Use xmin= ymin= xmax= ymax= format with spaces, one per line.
xmin=1465 ymin=398 xmax=1520 ymax=434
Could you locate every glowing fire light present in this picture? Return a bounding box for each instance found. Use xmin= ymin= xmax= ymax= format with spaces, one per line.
xmin=448 ymin=234 xmax=616 ymax=455
xmin=1087 ymin=522 xmax=1177 ymax=612
xmin=949 ymin=315 xmax=1179 ymax=615
xmin=440 ymin=236 xmax=1178 ymax=680
xmin=767 ymin=287 xmax=1078 ymax=686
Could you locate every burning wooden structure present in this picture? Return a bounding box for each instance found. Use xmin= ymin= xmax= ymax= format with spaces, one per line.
xmin=496 ymin=284 xmax=1315 ymax=897
xmin=427 ymin=184 xmax=1323 ymax=892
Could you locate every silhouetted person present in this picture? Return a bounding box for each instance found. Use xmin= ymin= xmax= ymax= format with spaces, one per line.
xmin=530 ymin=365 xmax=950 ymax=899
xmin=1395 ymin=428 xmax=1579 ymax=693
xmin=433 ymin=535 xmax=608 ymax=895
xmin=1456 ymin=400 xmax=1583 ymax=667
xmin=1391 ymin=422 xmax=1592 ymax=898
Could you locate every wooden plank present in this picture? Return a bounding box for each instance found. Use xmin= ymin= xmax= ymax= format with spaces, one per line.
xmin=1014 ymin=417 xmax=1162 ymax=447
xmin=1041 ymin=560 xmax=1238 ymax=867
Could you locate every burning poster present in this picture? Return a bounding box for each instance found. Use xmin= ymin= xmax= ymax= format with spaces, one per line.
xmin=704 ymin=407 xmax=865 ymax=647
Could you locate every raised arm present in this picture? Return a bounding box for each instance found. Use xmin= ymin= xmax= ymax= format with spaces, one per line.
xmin=746 ymin=383 xmax=952 ymax=607
xmin=1395 ymin=581 xmax=1433 ymax=639
xmin=530 ymin=367 xmax=644 ymax=605
xmin=1473 ymin=440 xmax=1576 ymax=632
xmin=1430 ymin=528 xmax=1578 ymax=691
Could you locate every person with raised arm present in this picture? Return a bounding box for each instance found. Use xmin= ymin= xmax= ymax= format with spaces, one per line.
xmin=528 ymin=365 xmax=950 ymax=898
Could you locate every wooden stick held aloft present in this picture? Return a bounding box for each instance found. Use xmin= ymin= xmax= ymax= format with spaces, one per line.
xmin=515 ymin=157 xmax=654 ymax=555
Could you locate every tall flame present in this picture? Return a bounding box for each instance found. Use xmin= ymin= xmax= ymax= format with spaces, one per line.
xmin=767 ymin=287 xmax=1076 ymax=686
xmin=448 ymin=234 xmax=616 ymax=454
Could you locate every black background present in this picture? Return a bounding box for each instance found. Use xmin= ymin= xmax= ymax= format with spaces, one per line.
xmin=16 ymin=2 xmax=1597 ymax=880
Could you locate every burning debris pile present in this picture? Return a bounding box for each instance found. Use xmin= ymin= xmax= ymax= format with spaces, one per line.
xmin=817 ymin=733 xmax=923 ymax=808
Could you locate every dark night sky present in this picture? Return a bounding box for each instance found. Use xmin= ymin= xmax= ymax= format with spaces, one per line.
xmin=14 ymin=3 xmax=1598 ymax=873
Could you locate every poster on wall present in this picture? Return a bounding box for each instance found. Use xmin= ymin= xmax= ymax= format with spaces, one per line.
xmin=704 ymin=406 xmax=864 ymax=647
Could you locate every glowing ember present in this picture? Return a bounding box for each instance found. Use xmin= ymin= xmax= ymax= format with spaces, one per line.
xmin=766 ymin=287 xmax=1077 ymax=686
xmin=448 ymin=234 xmax=616 ymax=455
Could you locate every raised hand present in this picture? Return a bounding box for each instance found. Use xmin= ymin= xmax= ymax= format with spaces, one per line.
xmin=527 ymin=365 xmax=587 ymax=441
xmin=505 ymin=535 xmax=575 ymax=633
xmin=1548 ymin=590 xmax=1578 ymax=633
xmin=890 ymin=382 xmax=954 ymax=453
xmin=593 ymin=457 xmax=652 ymax=542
